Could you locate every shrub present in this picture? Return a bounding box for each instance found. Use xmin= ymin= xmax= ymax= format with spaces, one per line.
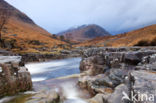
xmin=59 ymin=35 xmax=65 ymax=41
xmin=134 ymin=37 xmax=156 ymax=46
xmin=150 ymin=38 xmax=156 ymax=46
xmin=28 ymin=40 xmax=45 ymax=45
xmin=134 ymin=40 xmax=149 ymax=46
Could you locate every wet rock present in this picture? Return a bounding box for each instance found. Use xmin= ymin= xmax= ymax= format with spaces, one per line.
xmin=80 ymin=57 xmax=95 ymax=73
xmin=89 ymin=93 xmax=110 ymax=103
xmin=26 ymin=91 xmax=62 ymax=103
xmin=124 ymin=52 xmax=141 ymax=65
xmin=107 ymin=69 xmax=127 ymax=87
xmin=0 ymin=56 xmax=32 ymax=97
xmin=130 ymin=70 xmax=156 ymax=103
xmin=80 ymin=56 xmax=109 ymax=75
xmin=80 ymin=47 xmax=156 ymax=75
xmin=88 ymin=84 xmax=129 ymax=103
xmin=78 ymin=74 xmax=111 ymax=95
xmin=79 ymin=47 xmax=156 ymax=103
xmin=89 ymin=70 xmax=156 ymax=103
xmin=137 ymin=54 xmax=156 ymax=71
xmin=107 ymin=84 xmax=129 ymax=103
xmin=78 ymin=69 xmax=127 ymax=95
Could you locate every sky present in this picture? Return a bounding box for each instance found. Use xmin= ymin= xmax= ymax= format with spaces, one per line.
xmin=5 ymin=0 xmax=156 ymax=35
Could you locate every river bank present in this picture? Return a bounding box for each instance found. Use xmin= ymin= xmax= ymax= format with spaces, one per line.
xmin=19 ymin=48 xmax=84 ymax=63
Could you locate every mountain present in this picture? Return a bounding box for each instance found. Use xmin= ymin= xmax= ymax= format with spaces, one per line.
xmin=0 ymin=0 xmax=68 ymax=54
xmin=58 ymin=24 xmax=111 ymax=42
xmin=76 ymin=24 xmax=156 ymax=47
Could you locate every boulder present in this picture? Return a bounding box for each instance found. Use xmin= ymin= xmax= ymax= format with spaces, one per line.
xmin=107 ymin=84 xmax=129 ymax=103
xmin=130 ymin=70 xmax=156 ymax=103
xmin=88 ymin=84 xmax=129 ymax=103
xmin=78 ymin=74 xmax=112 ymax=95
xmin=88 ymin=93 xmax=110 ymax=103
xmin=137 ymin=54 xmax=156 ymax=71
xmin=78 ymin=69 xmax=127 ymax=95
xmin=0 ymin=56 xmax=32 ymax=97
xmin=124 ymin=52 xmax=141 ymax=65
xmin=26 ymin=91 xmax=62 ymax=103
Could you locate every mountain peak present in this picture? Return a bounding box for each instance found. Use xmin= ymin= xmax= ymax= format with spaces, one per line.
xmin=58 ymin=24 xmax=111 ymax=42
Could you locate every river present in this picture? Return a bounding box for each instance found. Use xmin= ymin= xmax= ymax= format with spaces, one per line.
xmin=1 ymin=57 xmax=89 ymax=103
xmin=26 ymin=57 xmax=82 ymax=82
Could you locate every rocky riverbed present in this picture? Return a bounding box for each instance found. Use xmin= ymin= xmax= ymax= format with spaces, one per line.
xmin=1 ymin=47 xmax=156 ymax=103
xmin=2 ymin=57 xmax=89 ymax=103
xmin=78 ymin=47 xmax=156 ymax=103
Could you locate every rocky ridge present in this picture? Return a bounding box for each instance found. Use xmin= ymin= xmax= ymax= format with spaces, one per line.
xmin=78 ymin=47 xmax=156 ymax=103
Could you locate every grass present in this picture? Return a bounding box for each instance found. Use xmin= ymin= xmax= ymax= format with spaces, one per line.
xmin=0 ymin=17 xmax=72 ymax=54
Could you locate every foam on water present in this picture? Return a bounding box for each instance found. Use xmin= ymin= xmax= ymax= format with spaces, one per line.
xmin=64 ymin=99 xmax=87 ymax=103
xmin=25 ymin=61 xmax=68 ymax=75
xmin=61 ymin=82 xmax=87 ymax=103
xmin=23 ymin=91 xmax=37 ymax=94
xmin=32 ymin=77 xmax=47 ymax=82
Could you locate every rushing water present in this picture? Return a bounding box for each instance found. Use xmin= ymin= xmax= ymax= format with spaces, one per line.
xmin=2 ymin=57 xmax=88 ymax=103
xmin=61 ymin=82 xmax=88 ymax=103
xmin=26 ymin=57 xmax=81 ymax=82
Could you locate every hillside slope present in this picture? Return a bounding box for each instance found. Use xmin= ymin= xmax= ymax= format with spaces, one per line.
xmin=76 ymin=24 xmax=156 ymax=47
xmin=0 ymin=0 xmax=68 ymax=54
xmin=58 ymin=24 xmax=111 ymax=42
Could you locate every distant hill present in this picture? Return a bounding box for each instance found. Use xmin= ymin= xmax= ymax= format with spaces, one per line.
xmin=76 ymin=24 xmax=156 ymax=47
xmin=0 ymin=0 xmax=68 ymax=54
xmin=58 ymin=24 xmax=111 ymax=42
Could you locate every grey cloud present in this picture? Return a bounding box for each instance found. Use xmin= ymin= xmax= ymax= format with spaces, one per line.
xmin=6 ymin=0 xmax=156 ymax=34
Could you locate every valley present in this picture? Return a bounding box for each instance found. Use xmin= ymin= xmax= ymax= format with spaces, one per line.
xmin=0 ymin=0 xmax=156 ymax=103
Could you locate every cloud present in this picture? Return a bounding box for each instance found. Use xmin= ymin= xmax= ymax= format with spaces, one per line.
xmin=5 ymin=0 xmax=156 ymax=34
